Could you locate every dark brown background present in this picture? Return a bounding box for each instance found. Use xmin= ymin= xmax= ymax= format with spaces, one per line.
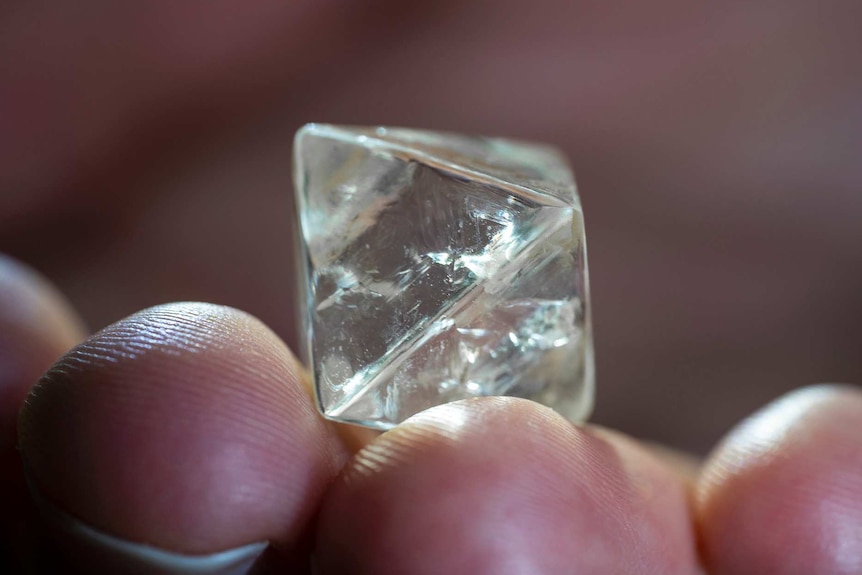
xmin=2 ymin=0 xmax=860 ymax=453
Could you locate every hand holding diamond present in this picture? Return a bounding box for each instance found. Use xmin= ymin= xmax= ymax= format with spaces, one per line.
xmin=0 ymin=261 xmax=860 ymax=573
xmin=1 ymin=129 xmax=860 ymax=572
xmin=2 ymin=1 xmax=861 ymax=572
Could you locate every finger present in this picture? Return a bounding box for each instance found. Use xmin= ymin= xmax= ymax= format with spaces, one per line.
xmin=0 ymin=255 xmax=85 ymax=459
xmin=696 ymin=385 xmax=862 ymax=575
xmin=0 ymin=256 xmax=85 ymax=563
xmin=18 ymin=303 xmax=349 ymax=573
xmin=314 ymin=397 xmax=700 ymax=575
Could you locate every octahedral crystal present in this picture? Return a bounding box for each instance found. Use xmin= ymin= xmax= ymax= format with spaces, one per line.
xmin=293 ymin=124 xmax=594 ymax=429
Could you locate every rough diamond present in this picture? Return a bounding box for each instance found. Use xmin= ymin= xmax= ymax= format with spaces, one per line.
xmin=293 ymin=124 xmax=594 ymax=429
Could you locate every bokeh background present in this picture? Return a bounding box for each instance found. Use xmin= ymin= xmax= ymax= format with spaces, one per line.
xmin=2 ymin=1 xmax=860 ymax=454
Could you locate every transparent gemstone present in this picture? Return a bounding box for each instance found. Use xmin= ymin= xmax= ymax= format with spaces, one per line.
xmin=293 ymin=124 xmax=594 ymax=429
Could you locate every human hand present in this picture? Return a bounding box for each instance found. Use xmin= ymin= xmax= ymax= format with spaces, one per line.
xmin=1 ymin=256 xmax=860 ymax=574
xmin=2 ymin=1 xmax=861 ymax=572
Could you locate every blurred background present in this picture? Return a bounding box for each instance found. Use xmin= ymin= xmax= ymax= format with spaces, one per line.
xmin=1 ymin=1 xmax=860 ymax=454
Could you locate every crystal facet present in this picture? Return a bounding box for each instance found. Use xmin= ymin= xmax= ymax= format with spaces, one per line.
xmin=293 ymin=124 xmax=594 ymax=429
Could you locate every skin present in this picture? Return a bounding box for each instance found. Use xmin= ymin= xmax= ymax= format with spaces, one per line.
xmin=0 ymin=257 xmax=859 ymax=573
xmin=1 ymin=2 xmax=861 ymax=572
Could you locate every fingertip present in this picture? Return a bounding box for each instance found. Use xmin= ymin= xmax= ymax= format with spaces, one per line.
xmin=696 ymin=384 xmax=862 ymax=575
xmin=18 ymin=302 xmax=349 ymax=568
xmin=0 ymin=255 xmax=85 ymax=451
xmin=0 ymin=255 xmax=86 ymax=567
xmin=0 ymin=255 xmax=86 ymax=343
xmin=316 ymin=397 xmax=699 ymax=575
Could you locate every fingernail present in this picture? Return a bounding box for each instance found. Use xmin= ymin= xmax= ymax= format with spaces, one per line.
xmin=25 ymin=469 xmax=268 ymax=575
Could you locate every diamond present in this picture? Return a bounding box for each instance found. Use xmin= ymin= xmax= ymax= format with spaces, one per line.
xmin=292 ymin=124 xmax=594 ymax=429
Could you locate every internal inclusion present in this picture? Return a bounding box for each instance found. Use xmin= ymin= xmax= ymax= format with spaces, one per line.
xmin=324 ymin=206 xmax=579 ymax=424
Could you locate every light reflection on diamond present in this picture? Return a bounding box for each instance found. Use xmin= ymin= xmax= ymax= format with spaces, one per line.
xmin=294 ymin=124 xmax=594 ymax=429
